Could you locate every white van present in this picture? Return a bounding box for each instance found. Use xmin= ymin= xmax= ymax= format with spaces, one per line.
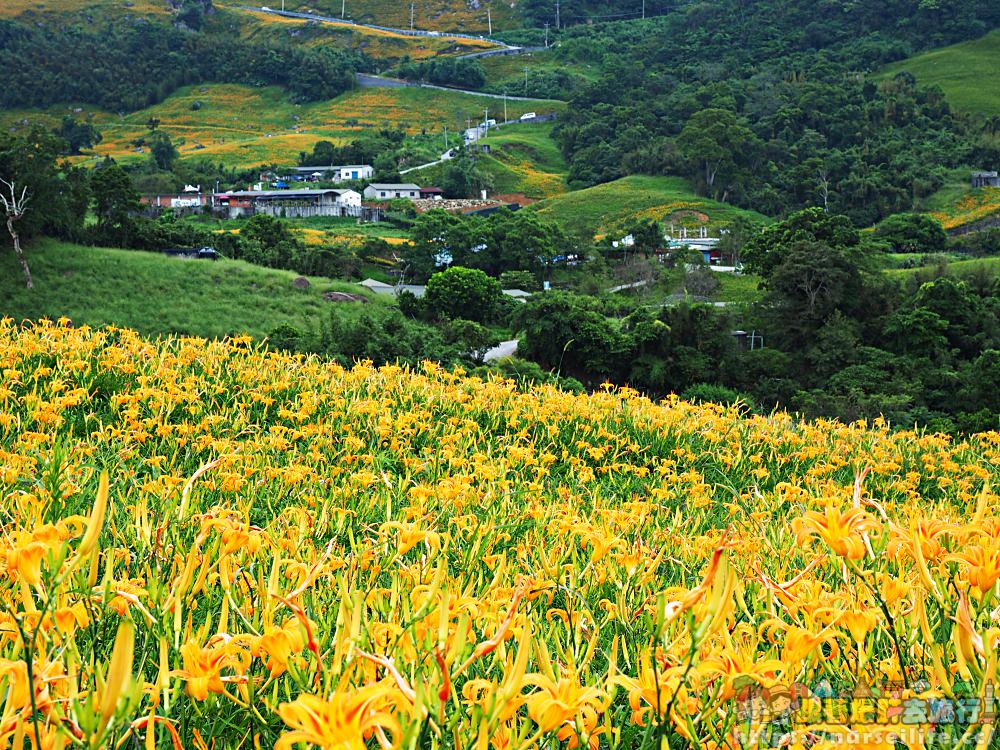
xmin=482 ymin=118 xmax=497 ymax=127
xmin=519 ymin=112 xmax=537 ymax=121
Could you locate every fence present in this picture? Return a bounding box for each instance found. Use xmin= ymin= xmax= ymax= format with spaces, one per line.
xmin=253 ymin=203 xmax=384 ymax=222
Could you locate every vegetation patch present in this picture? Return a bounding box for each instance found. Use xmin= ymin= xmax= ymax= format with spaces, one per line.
xmin=530 ymin=175 xmax=768 ymax=240
xmin=0 ymin=239 xmax=382 ymax=339
xmin=880 ymin=29 xmax=1000 ymax=115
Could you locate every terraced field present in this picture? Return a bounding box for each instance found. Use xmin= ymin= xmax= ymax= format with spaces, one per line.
xmin=1 ymin=84 xmax=565 ymax=169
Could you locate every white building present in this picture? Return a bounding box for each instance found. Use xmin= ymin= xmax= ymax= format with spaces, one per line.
xmin=333 ymin=189 xmax=362 ymax=207
xmin=289 ymin=165 xmax=374 ymax=182
xmin=363 ymin=183 xmax=421 ymax=200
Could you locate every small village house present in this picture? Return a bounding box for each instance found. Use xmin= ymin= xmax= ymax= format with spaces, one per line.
xmin=972 ymin=171 xmax=1000 ymax=188
xmin=215 ymin=188 xmax=365 ymax=218
xmin=419 ymin=187 xmax=445 ymax=200
xmin=364 ymin=183 xmax=421 ymax=200
xmin=287 ymin=165 xmax=374 ymax=182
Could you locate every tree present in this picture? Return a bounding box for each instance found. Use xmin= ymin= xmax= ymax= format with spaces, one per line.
xmin=875 ymin=213 xmax=948 ymax=254
xmin=676 ymin=109 xmax=758 ymax=200
xmin=90 ymin=161 xmax=139 ymax=243
xmin=424 ymin=266 xmax=503 ymax=324
xmin=443 ymin=319 xmax=501 ymax=364
xmin=742 ymin=207 xmax=860 ymax=278
xmin=55 ymin=115 xmax=102 ymax=155
xmin=0 ymin=126 xmax=87 ymax=242
xmin=149 ymin=131 xmax=178 ymax=172
xmin=0 ymin=178 xmax=33 ymax=288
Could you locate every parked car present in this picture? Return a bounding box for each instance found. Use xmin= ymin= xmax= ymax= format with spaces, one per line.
xmin=519 ymin=112 xmax=537 ymax=121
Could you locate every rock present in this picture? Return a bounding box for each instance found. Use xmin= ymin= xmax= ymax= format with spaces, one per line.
xmin=324 ymin=291 xmax=368 ymax=303
xmin=292 ymin=277 xmax=311 ymax=289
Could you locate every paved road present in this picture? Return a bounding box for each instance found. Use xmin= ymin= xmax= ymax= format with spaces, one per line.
xmin=483 ymin=339 xmax=519 ymax=362
xmin=356 ymin=73 xmax=563 ymax=102
xmin=239 ymin=5 xmax=515 ymax=47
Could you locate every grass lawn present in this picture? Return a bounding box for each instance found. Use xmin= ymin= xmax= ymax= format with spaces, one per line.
xmin=880 ymin=29 xmax=1000 ymax=115
xmin=530 ymin=175 xmax=769 ymax=238
xmin=886 ymin=255 xmax=1000 ymax=281
xmin=1 ymin=85 xmax=565 ymax=171
xmin=714 ymin=272 xmax=763 ymax=304
xmin=0 ymin=239 xmax=386 ymax=340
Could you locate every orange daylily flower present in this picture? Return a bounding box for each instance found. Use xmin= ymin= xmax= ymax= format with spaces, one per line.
xmin=276 ymin=684 xmax=401 ymax=750
xmin=792 ymin=505 xmax=878 ymax=560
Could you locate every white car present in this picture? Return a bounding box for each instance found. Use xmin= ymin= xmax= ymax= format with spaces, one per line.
xmin=519 ymin=112 xmax=537 ymax=121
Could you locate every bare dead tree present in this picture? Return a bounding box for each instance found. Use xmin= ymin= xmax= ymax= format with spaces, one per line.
xmin=0 ymin=178 xmax=32 ymax=289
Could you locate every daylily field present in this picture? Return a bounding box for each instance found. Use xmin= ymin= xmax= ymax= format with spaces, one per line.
xmin=2 ymin=319 xmax=1000 ymax=749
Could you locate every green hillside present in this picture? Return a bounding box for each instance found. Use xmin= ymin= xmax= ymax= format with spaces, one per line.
xmin=231 ymin=6 xmax=503 ymax=60
xmin=0 ymin=84 xmax=565 ymax=170
xmin=0 ymin=240 xmax=382 ymax=339
xmin=880 ymin=29 xmax=1000 ymax=115
xmin=530 ymin=175 xmax=769 ymax=239
xmin=477 ymin=123 xmax=569 ymax=198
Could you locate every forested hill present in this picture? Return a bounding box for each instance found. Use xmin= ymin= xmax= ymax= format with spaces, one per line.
xmin=0 ymin=15 xmax=362 ymax=113
xmin=551 ymin=0 xmax=1000 ymax=224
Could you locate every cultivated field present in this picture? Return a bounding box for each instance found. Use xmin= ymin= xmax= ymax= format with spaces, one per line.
xmin=286 ymin=0 xmax=520 ymax=33
xmin=232 ymin=7 xmax=502 ymax=61
xmin=1 ymin=321 xmax=999 ymax=749
xmin=0 ymin=85 xmax=565 ymax=169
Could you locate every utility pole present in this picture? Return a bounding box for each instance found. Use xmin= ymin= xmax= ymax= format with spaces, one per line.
xmin=642 ymin=0 xmax=645 ymax=18
xmin=524 ymin=65 xmax=529 ymax=95
xmin=555 ymin=0 xmax=559 ymax=29
xmin=484 ymin=107 xmax=489 ymax=133
xmin=487 ymin=7 xmax=492 ymax=35
xmin=410 ymin=1 xmax=414 ymax=30
xmin=544 ymin=22 xmax=549 ymax=47
xmin=503 ymin=91 xmax=507 ymax=123
xmin=444 ymin=125 xmax=448 ymax=151
xmin=342 ymin=0 xmax=345 ymax=17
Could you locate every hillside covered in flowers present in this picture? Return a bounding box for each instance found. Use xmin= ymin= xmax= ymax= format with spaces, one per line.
xmin=1 ymin=318 xmax=999 ymax=749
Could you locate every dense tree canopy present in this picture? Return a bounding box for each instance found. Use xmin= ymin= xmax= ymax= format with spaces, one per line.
xmin=549 ymin=0 xmax=1000 ymax=223
xmin=0 ymin=18 xmax=361 ymax=112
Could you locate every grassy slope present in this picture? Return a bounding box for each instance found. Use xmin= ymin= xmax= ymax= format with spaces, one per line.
xmin=415 ymin=122 xmax=569 ymax=199
xmin=0 ymin=240 xmax=384 ymax=339
xmin=881 ymin=29 xmax=1000 ymax=115
xmin=0 ymin=0 xmax=167 ymax=18
xmin=476 ymin=123 xmax=568 ymax=198
xmin=0 ymin=0 xmax=521 ymax=30
xmin=231 ymin=6 xmax=501 ymax=61
xmin=0 ymin=85 xmax=565 ymax=170
xmin=887 ymin=256 xmax=1000 ymax=280
xmin=284 ymin=0 xmax=520 ymax=33
xmin=530 ymin=175 xmax=769 ymax=238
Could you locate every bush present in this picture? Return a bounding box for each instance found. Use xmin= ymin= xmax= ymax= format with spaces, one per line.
xmin=876 ymin=213 xmax=948 ymax=254
xmin=424 ymin=266 xmax=504 ymax=324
